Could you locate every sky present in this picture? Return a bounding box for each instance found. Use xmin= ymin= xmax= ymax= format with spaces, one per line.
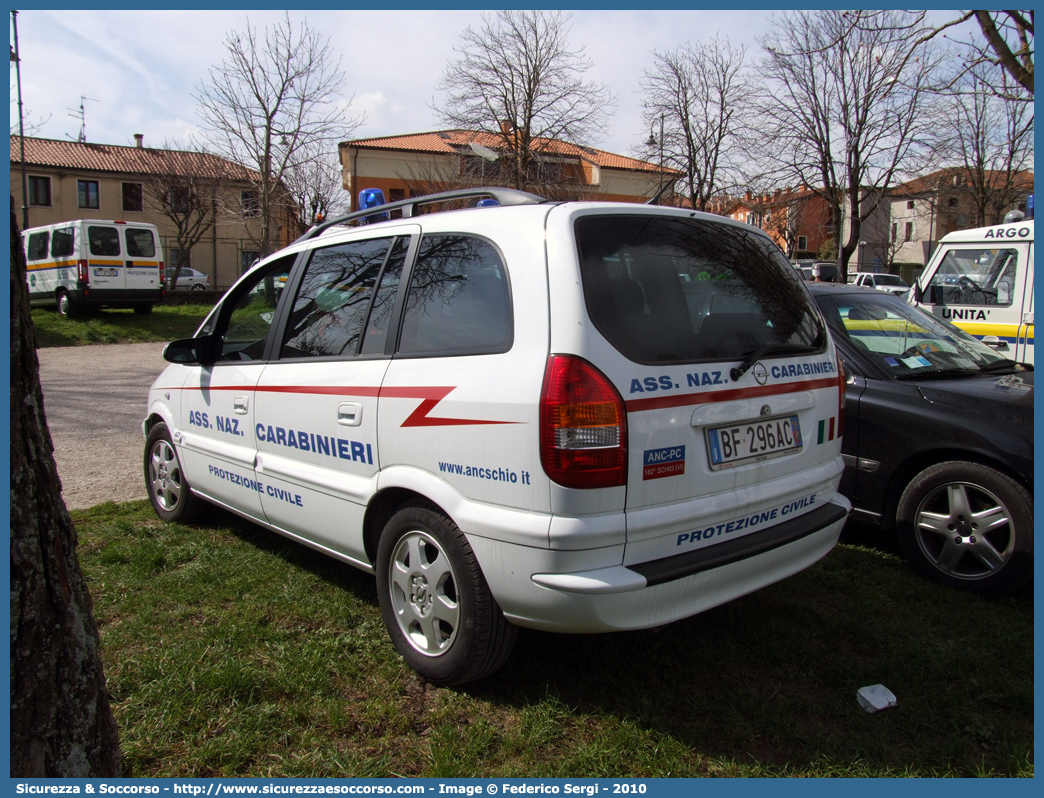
xmin=9 ymin=9 xmax=788 ymax=160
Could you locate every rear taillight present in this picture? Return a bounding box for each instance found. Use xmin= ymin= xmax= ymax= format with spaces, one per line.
xmin=77 ymin=259 xmax=89 ymax=282
xmin=540 ymin=355 xmax=627 ymax=489
xmin=159 ymin=261 xmax=165 ymax=284
xmin=836 ymin=354 xmax=846 ymax=438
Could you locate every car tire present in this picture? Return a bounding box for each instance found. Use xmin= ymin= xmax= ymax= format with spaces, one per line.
xmin=896 ymin=461 xmax=1032 ymax=596
xmin=192 ymin=283 xmax=205 ymax=291
xmin=134 ymin=304 xmax=154 ymax=315
xmin=376 ymin=504 xmax=517 ymax=684
xmin=144 ymin=422 xmax=204 ymax=524
xmin=56 ymin=289 xmax=80 ymax=318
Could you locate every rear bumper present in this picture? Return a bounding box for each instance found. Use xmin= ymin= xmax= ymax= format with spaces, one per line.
xmin=469 ymin=494 xmax=851 ymax=633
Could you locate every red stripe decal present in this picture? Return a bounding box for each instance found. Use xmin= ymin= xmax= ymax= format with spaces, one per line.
xmin=625 ymin=376 xmax=838 ymax=414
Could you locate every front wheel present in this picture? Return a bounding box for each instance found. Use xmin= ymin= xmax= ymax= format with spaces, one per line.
xmin=896 ymin=461 xmax=1032 ymax=596
xmin=144 ymin=422 xmax=203 ymax=524
xmin=376 ymin=505 xmax=517 ymax=684
xmin=134 ymin=303 xmax=154 ymax=315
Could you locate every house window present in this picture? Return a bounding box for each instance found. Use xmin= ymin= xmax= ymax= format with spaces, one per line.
xmin=241 ymin=190 xmax=260 ymax=217
xmin=241 ymin=251 xmax=259 ymax=274
xmin=904 ymin=222 xmax=913 ymax=242
xmin=168 ymin=188 xmax=191 ymax=214
xmin=906 ymin=200 xmax=915 ymax=210
xmin=892 ymin=222 xmax=898 ymax=242
xmin=797 ymin=235 xmax=808 ymax=251
xmin=169 ymin=248 xmax=190 ymax=270
xmin=78 ymin=180 xmax=100 ymax=209
xmin=28 ymin=175 xmax=51 ymax=206
xmin=122 ymin=182 xmax=144 ymax=212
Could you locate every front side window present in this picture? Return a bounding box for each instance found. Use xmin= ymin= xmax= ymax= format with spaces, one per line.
xmin=51 ymin=227 xmax=74 ymax=258
xmin=78 ymin=180 xmax=100 ymax=209
xmin=28 ymin=175 xmax=51 ymax=206
xmin=122 ymin=182 xmax=144 ymax=212
xmin=212 ymin=254 xmax=297 ymax=362
xmin=928 ymin=247 xmax=1019 ymax=307
xmin=281 ymin=237 xmax=397 ymax=359
xmin=87 ymin=226 xmax=120 ymax=256
xmin=398 ymin=235 xmax=512 ymax=356
xmin=125 ymin=228 xmax=156 ymax=258
xmin=26 ymin=231 xmax=49 ymax=261
xmin=576 ymin=215 xmax=822 ymax=363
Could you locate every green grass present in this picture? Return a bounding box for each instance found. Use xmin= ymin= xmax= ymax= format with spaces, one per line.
xmin=75 ymin=501 xmax=1034 ymax=778
xmin=31 ymin=304 xmax=212 ymax=347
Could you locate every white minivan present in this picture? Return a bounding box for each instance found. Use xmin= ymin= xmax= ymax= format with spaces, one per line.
xmin=911 ymin=216 xmax=1034 ymax=364
xmin=143 ymin=188 xmax=850 ymax=684
xmin=23 ymin=219 xmax=165 ymax=316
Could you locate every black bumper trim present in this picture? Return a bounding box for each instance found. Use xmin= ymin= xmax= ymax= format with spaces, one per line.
xmin=628 ymin=501 xmax=849 ymax=586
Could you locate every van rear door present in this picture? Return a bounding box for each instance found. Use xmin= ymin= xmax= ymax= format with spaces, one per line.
xmin=86 ymin=223 xmax=125 ymax=296
xmin=121 ymin=225 xmax=162 ymax=296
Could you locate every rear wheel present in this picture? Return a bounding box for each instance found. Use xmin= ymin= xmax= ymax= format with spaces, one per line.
xmin=376 ymin=504 xmax=517 ymax=684
xmin=896 ymin=461 xmax=1032 ymax=596
xmin=56 ymin=289 xmax=80 ymax=318
xmin=144 ymin=422 xmax=203 ymax=524
xmin=192 ymin=283 xmax=205 ymax=291
xmin=134 ymin=303 xmax=154 ymax=315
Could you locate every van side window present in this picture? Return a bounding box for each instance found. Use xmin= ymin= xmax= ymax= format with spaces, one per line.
xmin=125 ymin=228 xmax=156 ymax=258
xmin=281 ymin=237 xmax=396 ymax=359
xmin=88 ymin=227 xmax=121 ymax=257
xmin=51 ymin=227 xmax=74 ymax=258
xmin=397 ymin=235 xmax=512 ymax=355
xmin=928 ymin=247 xmax=1018 ymax=307
xmin=26 ymin=232 xmax=49 ymax=261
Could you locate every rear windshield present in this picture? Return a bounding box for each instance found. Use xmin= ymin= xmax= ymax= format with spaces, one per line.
xmin=575 ymin=215 xmax=823 ymax=364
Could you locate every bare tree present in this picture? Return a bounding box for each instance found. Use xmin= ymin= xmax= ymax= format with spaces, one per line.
xmin=195 ymin=13 xmax=361 ymax=257
xmin=10 ymin=201 xmax=121 ymax=776
xmin=282 ymin=139 xmax=350 ymax=235
xmin=639 ymin=36 xmax=753 ymax=210
xmin=434 ymin=10 xmax=615 ymax=193
xmin=755 ymin=9 xmax=946 ymax=281
xmin=933 ymin=61 xmax=1034 ymax=227
xmin=140 ymin=144 xmax=228 ymax=287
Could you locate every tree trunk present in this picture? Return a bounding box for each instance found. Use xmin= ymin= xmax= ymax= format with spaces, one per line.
xmin=9 ymin=201 xmax=121 ymax=777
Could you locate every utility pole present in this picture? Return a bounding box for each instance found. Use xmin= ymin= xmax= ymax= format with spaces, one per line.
xmin=11 ymin=10 xmax=29 ymax=230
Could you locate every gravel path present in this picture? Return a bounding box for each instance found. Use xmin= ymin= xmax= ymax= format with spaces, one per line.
xmin=37 ymin=342 xmax=169 ymax=510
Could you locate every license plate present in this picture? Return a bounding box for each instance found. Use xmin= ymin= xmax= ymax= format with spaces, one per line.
xmin=93 ymin=268 xmax=119 ymax=277
xmin=706 ymin=414 xmax=802 ymax=470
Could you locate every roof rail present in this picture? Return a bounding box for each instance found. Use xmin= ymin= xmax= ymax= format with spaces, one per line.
xmin=293 ymin=187 xmax=548 ymax=244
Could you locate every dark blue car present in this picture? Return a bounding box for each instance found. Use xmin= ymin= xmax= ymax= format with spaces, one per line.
xmin=809 ymin=282 xmax=1033 ymax=596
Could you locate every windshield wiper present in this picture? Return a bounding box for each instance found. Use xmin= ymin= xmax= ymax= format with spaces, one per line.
xmin=894 ymin=367 xmax=977 ymax=380
xmin=730 ymin=343 xmax=821 ymax=382
xmin=978 ymin=358 xmax=1022 ymax=373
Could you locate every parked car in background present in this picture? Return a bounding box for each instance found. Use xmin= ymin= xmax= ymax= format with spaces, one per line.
xmin=849 ymin=272 xmax=910 ymax=296
xmin=812 ymin=262 xmax=839 ymax=282
xmin=167 ymin=267 xmax=210 ymax=291
xmin=809 ymin=282 xmax=1033 ymax=596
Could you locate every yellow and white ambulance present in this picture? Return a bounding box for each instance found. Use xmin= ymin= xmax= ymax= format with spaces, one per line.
xmin=911 ymin=216 xmax=1033 ymax=364
xmin=23 ymin=219 xmax=165 ymax=316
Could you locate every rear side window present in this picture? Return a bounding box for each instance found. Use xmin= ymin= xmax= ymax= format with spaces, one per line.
xmin=88 ymin=227 xmax=121 ymax=257
xmin=51 ymin=227 xmax=74 ymax=258
xmin=26 ymin=232 xmax=49 ymax=261
xmin=281 ymin=237 xmax=396 ymax=359
xmin=575 ymin=215 xmax=821 ymax=363
xmin=398 ymin=235 xmax=512 ymax=355
xmin=125 ymin=228 xmax=156 ymax=258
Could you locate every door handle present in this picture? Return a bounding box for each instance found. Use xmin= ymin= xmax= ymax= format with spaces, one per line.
xmin=337 ymin=402 xmax=363 ymax=426
xmin=233 ymin=396 xmax=249 ymax=414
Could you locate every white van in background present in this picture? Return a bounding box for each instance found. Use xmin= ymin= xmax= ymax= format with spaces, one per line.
xmin=910 ymin=216 xmax=1034 ymax=364
xmin=23 ymin=220 xmax=165 ymax=317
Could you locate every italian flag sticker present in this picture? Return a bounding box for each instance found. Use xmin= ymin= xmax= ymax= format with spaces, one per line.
xmin=817 ymin=417 xmax=836 ymax=444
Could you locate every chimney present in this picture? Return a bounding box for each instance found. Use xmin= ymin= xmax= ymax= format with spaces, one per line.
xmin=134 ymin=133 xmax=144 ymax=148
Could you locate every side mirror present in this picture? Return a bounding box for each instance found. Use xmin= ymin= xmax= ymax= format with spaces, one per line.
xmin=163 ymin=334 xmax=218 ymax=365
xmin=912 ymin=283 xmax=923 ymax=303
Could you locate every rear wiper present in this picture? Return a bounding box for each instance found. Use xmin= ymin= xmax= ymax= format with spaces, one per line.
xmin=730 ymin=343 xmax=821 ymax=382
